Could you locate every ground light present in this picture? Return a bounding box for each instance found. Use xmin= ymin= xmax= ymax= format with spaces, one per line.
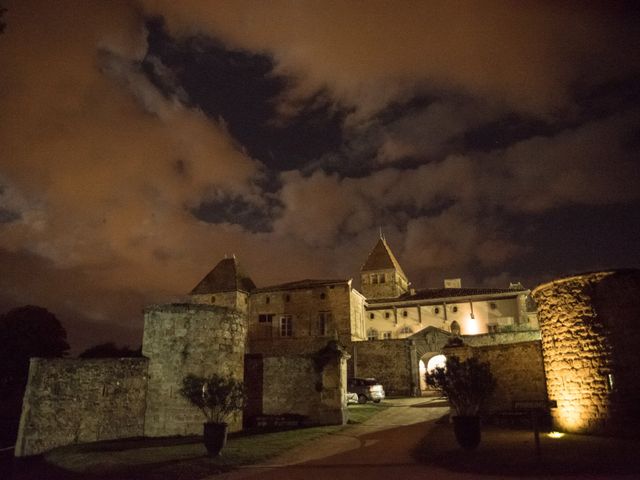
xmin=547 ymin=431 xmax=565 ymax=439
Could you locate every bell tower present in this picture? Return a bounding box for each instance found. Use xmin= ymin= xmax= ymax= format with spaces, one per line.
xmin=360 ymin=235 xmax=409 ymax=299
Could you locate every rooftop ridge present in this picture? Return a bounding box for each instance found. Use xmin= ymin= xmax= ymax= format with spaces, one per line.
xmin=190 ymin=257 xmax=256 ymax=294
xmin=361 ymin=237 xmax=408 ymax=279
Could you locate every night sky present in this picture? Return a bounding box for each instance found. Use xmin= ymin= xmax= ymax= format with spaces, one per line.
xmin=1 ymin=1 xmax=639 ymax=352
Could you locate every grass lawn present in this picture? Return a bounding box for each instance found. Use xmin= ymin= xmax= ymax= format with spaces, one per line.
xmin=347 ymin=402 xmax=389 ymax=424
xmin=10 ymin=403 xmax=388 ymax=480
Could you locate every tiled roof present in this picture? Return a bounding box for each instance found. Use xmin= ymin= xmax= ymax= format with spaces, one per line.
xmin=361 ymin=237 xmax=407 ymax=279
xmin=190 ymin=257 xmax=256 ymax=294
xmin=254 ymin=279 xmax=348 ymax=293
xmin=367 ymin=287 xmax=526 ymax=304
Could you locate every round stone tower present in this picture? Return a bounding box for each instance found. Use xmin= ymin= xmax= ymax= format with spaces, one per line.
xmin=532 ymin=270 xmax=640 ymax=436
xmin=142 ymin=303 xmax=247 ymax=437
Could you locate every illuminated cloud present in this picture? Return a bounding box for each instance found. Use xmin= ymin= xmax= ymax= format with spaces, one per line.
xmin=0 ymin=0 xmax=638 ymax=350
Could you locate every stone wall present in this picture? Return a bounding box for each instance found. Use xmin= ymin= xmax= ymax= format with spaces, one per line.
xmin=349 ymin=339 xmax=417 ymax=396
xmin=533 ymin=270 xmax=640 ymax=436
xmin=247 ymin=283 xmax=353 ymax=341
xmin=15 ymin=358 xmax=148 ymax=457
xmin=142 ymin=303 xmax=246 ymax=437
xmin=474 ymin=341 xmax=547 ymax=413
xmin=244 ymin=342 xmax=349 ymax=426
xmin=248 ymin=336 xmax=333 ymax=356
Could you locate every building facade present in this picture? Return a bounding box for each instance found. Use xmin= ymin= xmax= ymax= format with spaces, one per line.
xmin=186 ymin=236 xmax=539 ymax=400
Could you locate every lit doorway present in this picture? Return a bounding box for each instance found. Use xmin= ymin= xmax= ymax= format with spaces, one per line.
xmin=419 ymin=354 xmax=447 ymax=392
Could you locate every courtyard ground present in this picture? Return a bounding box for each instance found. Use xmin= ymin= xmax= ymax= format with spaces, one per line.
xmin=5 ymin=397 xmax=640 ymax=479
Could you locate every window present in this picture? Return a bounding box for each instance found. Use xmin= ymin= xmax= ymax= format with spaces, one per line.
xmin=380 ymin=273 xmax=386 ymax=283
xmin=452 ymin=306 xmax=458 ymax=313
xmin=372 ymin=274 xmax=378 ymax=284
xmin=367 ymin=328 xmax=378 ymax=341
xmin=369 ymin=312 xmax=375 ymax=319
xmin=385 ymin=312 xmax=390 ymax=319
xmin=399 ymin=326 xmax=412 ymax=335
xmin=210 ymin=296 xmax=216 ymax=303
xmin=258 ymin=314 xmax=274 ymax=323
xmin=434 ymin=307 xmax=440 ymax=315
xmin=320 ymin=292 xmax=326 ymax=300
xmin=280 ymin=315 xmax=293 ymax=337
xmin=318 ymin=311 xmax=332 ymax=335
xmin=450 ymin=320 xmax=461 ymax=336
xmin=402 ymin=310 xmax=408 ymax=317
xmin=490 ymin=302 xmax=497 ymax=310
xmin=265 ymin=296 xmax=270 ymax=304
xmin=382 ymin=331 xmax=392 ymax=339
xmin=285 ymin=294 xmax=291 ymax=302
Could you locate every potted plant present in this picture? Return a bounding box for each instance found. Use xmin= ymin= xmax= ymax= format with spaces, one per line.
xmin=426 ymin=356 xmax=496 ymax=449
xmin=179 ymin=373 xmax=245 ymax=456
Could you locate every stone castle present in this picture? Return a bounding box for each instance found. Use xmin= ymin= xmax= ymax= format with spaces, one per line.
xmin=14 ymin=237 xmax=640 ymax=456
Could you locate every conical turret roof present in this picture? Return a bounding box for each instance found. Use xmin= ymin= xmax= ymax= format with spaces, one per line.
xmin=361 ymin=237 xmax=408 ymax=279
xmin=190 ymin=257 xmax=256 ymax=294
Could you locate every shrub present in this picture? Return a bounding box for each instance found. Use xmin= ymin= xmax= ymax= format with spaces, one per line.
xmin=426 ymin=356 xmax=496 ymax=416
xmin=179 ymin=374 xmax=245 ymax=424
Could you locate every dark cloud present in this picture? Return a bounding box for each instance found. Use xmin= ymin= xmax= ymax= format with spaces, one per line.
xmin=1 ymin=0 xmax=639 ymax=350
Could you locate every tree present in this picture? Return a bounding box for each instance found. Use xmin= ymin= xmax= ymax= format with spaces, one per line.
xmin=179 ymin=374 xmax=245 ymax=424
xmin=0 ymin=305 xmax=70 ymax=392
xmin=425 ymin=356 xmax=496 ymax=416
xmin=79 ymin=342 xmax=142 ymax=358
xmin=0 ymin=305 xmax=69 ymax=447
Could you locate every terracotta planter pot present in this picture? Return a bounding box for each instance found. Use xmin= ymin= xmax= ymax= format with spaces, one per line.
xmin=203 ymin=422 xmax=228 ymax=456
xmin=452 ymin=415 xmax=481 ymax=450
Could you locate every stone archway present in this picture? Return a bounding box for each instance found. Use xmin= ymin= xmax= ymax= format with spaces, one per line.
xmin=418 ymin=352 xmax=447 ymax=392
xmin=410 ymin=327 xmax=452 ymax=393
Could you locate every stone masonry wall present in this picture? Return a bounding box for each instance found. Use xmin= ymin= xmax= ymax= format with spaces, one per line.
xmin=350 ymin=339 xmax=417 ymax=396
xmin=474 ymin=341 xmax=547 ymax=413
xmin=533 ymin=270 xmax=640 ymax=436
xmin=15 ymin=358 xmax=148 ymax=457
xmin=262 ymin=355 xmax=346 ymax=424
xmin=142 ymin=304 xmax=246 ymax=437
xmin=245 ymin=343 xmax=349 ymax=426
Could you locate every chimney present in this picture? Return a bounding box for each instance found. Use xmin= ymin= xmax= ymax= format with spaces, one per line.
xmin=444 ymin=278 xmax=462 ymax=288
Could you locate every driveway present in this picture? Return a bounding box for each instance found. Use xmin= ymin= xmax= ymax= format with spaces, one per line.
xmin=213 ymin=396 xmax=450 ymax=480
xmin=212 ymin=397 xmax=640 ymax=480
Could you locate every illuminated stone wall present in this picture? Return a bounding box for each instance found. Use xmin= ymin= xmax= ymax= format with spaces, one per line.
xmin=533 ymin=270 xmax=640 ymax=436
xmin=247 ymin=282 xmax=357 ymax=341
xmin=15 ymin=358 xmax=148 ymax=457
xmin=244 ymin=343 xmax=349 ymax=426
xmin=142 ymin=303 xmax=246 ymax=437
xmin=350 ymin=339 xmax=418 ymax=396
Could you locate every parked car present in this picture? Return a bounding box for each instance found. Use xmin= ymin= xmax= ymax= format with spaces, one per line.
xmin=348 ymin=377 xmax=385 ymax=404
